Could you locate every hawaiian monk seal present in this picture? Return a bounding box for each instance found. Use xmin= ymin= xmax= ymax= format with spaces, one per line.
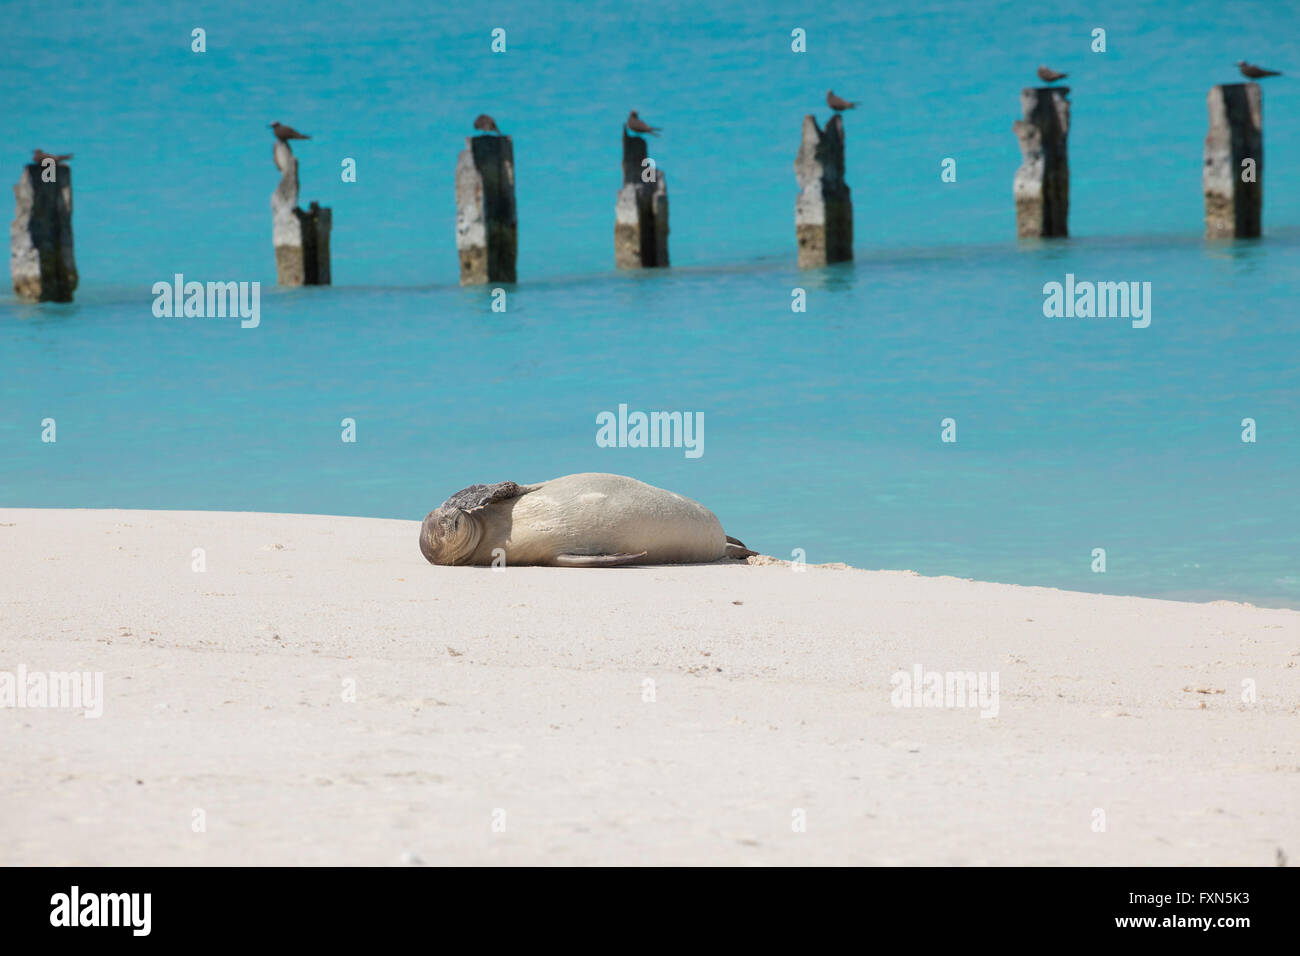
xmin=419 ymin=473 xmax=756 ymax=567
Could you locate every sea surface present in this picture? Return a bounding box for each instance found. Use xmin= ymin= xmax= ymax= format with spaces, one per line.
xmin=2 ymin=0 xmax=1297 ymax=605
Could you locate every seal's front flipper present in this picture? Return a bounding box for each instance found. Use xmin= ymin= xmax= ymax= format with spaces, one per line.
xmin=725 ymin=536 xmax=759 ymax=559
xmin=554 ymin=552 xmax=648 ymax=568
xmin=441 ymin=481 xmax=524 ymax=513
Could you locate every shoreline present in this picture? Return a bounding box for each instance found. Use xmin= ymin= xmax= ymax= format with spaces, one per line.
xmin=2 ymin=507 xmax=1297 ymax=865
xmin=1 ymin=506 xmax=1288 ymax=608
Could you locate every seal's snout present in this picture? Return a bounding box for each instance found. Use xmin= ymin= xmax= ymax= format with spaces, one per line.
xmin=418 ymin=510 xmax=442 ymax=564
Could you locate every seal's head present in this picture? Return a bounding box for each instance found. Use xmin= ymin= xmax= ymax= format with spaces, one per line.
xmin=419 ymin=505 xmax=482 ymax=566
xmin=419 ymin=481 xmax=524 ymax=566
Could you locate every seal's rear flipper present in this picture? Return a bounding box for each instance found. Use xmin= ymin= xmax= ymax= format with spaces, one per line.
xmin=725 ymin=536 xmax=759 ymax=560
xmin=554 ymin=552 xmax=647 ymax=567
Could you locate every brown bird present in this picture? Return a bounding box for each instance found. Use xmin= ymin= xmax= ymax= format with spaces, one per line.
xmin=32 ymin=149 xmax=73 ymax=164
xmin=1037 ymin=66 xmax=1068 ymax=83
xmin=626 ymin=111 xmax=661 ymax=136
xmin=1237 ymin=60 xmax=1281 ymax=79
xmin=826 ymin=90 xmax=858 ymax=111
xmin=473 ymin=114 xmax=502 ymax=134
xmin=269 ymin=122 xmax=310 ymax=142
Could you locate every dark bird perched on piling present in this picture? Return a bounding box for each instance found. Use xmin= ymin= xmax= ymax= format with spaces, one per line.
xmin=270 ymin=122 xmax=310 ymax=143
xmin=1237 ymin=61 xmax=1281 ymax=79
xmin=1037 ymin=66 xmax=1068 ymax=83
xmin=826 ymin=90 xmax=858 ymax=111
xmin=473 ymin=114 xmax=502 ymax=134
xmin=32 ymin=149 xmax=73 ymax=164
xmin=626 ymin=111 xmax=661 ymax=136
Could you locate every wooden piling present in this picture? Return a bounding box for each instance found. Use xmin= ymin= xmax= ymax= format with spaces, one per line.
xmin=272 ymin=140 xmax=331 ymax=285
xmin=1012 ymin=87 xmax=1070 ymax=238
xmin=794 ymin=114 xmax=853 ymax=268
xmin=11 ymin=161 xmax=77 ymax=301
xmin=615 ymin=129 xmax=669 ymax=268
xmin=455 ymin=134 xmax=517 ymax=285
xmin=1204 ymin=83 xmax=1262 ymax=239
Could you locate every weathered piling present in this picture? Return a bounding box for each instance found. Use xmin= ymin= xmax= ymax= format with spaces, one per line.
xmin=455 ymin=134 xmax=517 ymax=285
xmin=1204 ymin=83 xmax=1262 ymax=239
xmin=11 ymin=161 xmax=77 ymax=301
xmin=794 ymin=114 xmax=853 ymax=268
xmin=271 ymin=140 xmax=331 ymax=286
xmin=1012 ymin=87 xmax=1070 ymax=238
xmin=615 ymin=129 xmax=669 ymax=268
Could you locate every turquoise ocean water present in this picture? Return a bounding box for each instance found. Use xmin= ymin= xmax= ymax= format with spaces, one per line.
xmin=2 ymin=0 xmax=1296 ymax=605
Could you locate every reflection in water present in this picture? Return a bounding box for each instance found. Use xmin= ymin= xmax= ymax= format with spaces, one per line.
xmin=1203 ymin=236 xmax=1266 ymax=273
xmin=795 ymin=260 xmax=857 ymax=293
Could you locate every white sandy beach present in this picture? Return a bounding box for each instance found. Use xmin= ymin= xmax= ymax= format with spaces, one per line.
xmin=1 ymin=508 xmax=1296 ymax=866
